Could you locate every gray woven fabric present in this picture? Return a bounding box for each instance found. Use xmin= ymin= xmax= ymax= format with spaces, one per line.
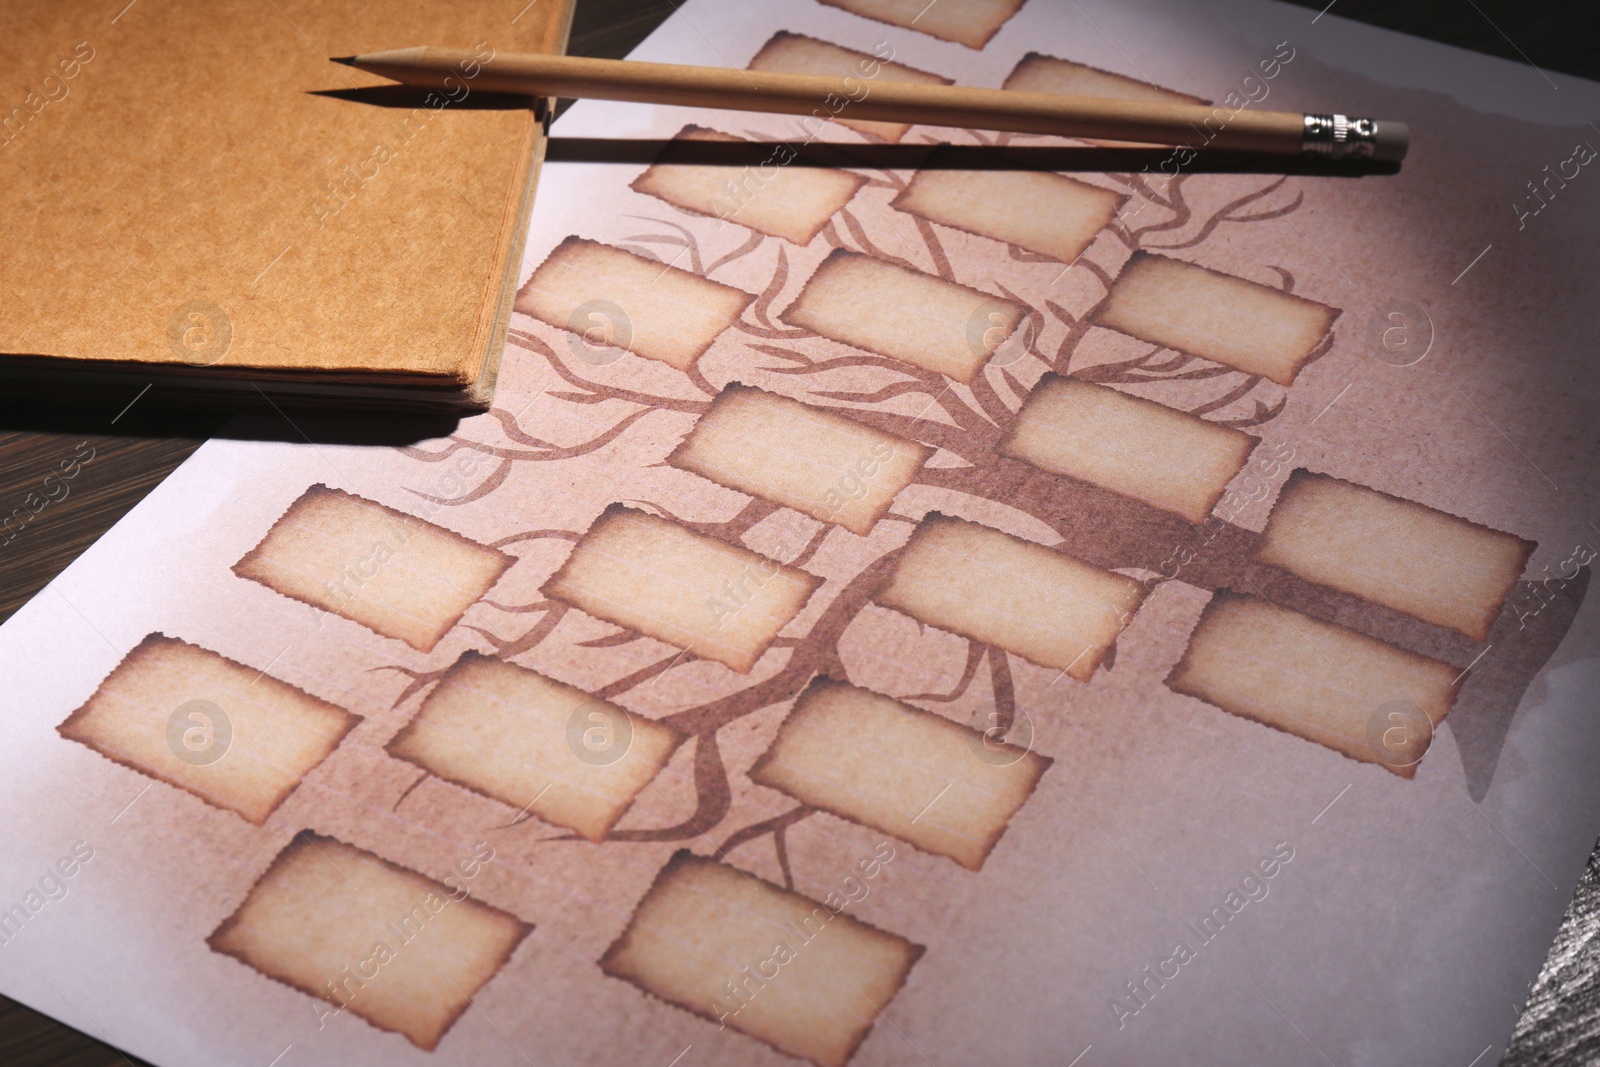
xmin=1506 ymin=838 xmax=1600 ymax=1065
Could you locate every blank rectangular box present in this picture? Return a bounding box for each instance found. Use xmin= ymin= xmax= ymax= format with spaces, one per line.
xmin=875 ymin=513 xmax=1147 ymax=680
xmin=1003 ymin=52 xmax=1206 ymax=105
xmin=234 ymin=485 xmax=511 ymax=653
xmin=747 ymin=32 xmax=951 ymax=142
xmin=601 ymin=852 xmax=923 ymax=1067
xmin=892 ymin=152 xmax=1124 ymax=263
xmin=781 ymin=250 xmax=1025 ymax=384
xmin=387 ymin=652 xmax=684 ymax=842
xmin=751 ymin=678 xmax=1052 ymax=870
xmin=209 ymin=833 xmax=530 ymax=1051
xmin=542 ymin=506 xmax=822 ymax=674
xmin=515 ymin=237 xmax=756 ymax=372
xmin=631 ymin=125 xmax=867 ymax=245
xmin=58 ymin=634 xmax=359 ymax=825
xmin=999 ymin=375 xmax=1258 ymax=523
xmin=1095 ymin=252 xmax=1339 ymax=386
xmin=1256 ymin=471 xmax=1534 ymax=641
xmin=1166 ymin=592 xmax=1460 ymax=778
xmin=668 ymin=384 xmax=932 ymax=536
xmin=817 ymin=0 xmax=1027 ymax=49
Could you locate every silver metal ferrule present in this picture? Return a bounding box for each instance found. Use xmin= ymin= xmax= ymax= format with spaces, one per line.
xmin=1302 ymin=113 xmax=1379 ymax=159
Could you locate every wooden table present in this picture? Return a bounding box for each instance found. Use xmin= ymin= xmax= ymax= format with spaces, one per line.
xmin=1 ymin=1 xmax=1594 ymax=1063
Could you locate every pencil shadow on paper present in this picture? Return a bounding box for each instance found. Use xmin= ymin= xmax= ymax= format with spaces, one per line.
xmin=310 ymin=86 xmax=540 ymax=111
xmin=543 ymin=137 xmax=1401 ymax=176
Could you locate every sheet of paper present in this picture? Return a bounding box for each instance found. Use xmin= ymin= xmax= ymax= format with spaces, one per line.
xmin=1 ymin=1 xmax=1597 ymax=1065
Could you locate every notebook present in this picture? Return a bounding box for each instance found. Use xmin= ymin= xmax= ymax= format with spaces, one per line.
xmin=0 ymin=0 xmax=575 ymax=411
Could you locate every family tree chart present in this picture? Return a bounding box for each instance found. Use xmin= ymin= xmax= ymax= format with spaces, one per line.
xmin=42 ymin=3 xmax=1589 ymax=1066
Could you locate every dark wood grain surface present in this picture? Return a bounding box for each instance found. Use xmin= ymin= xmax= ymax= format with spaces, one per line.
xmin=0 ymin=1 xmax=1594 ymax=1063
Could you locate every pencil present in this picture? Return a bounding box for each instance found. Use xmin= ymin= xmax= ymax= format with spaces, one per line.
xmin=333 ymin=47 xmax=1408 ymax=163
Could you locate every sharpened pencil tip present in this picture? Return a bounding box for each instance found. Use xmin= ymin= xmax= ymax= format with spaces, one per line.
xmin=330 ymin=55 xmax=359 ymax=66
